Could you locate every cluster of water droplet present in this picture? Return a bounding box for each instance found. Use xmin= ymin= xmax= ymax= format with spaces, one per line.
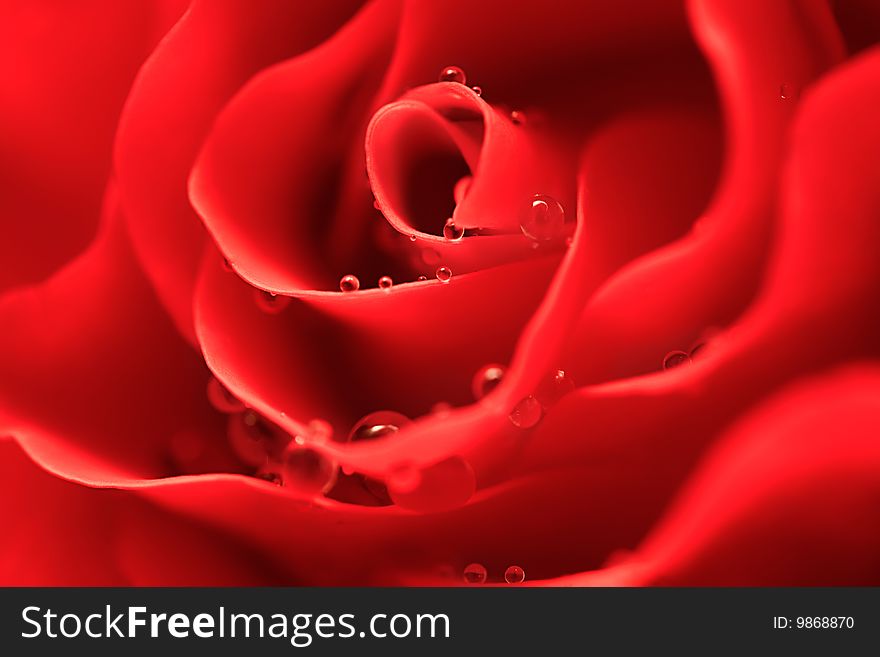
xmin=472 ymin=364 xmax=576 ymax=430
xmin=462 ymin=563 xmax=526 ymax=585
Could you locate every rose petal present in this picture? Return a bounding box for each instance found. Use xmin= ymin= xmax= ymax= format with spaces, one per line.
xmin=189 ymin=0 xmax=403 ymax=295
xmin=564 ymin=0 xmax=846 ymax=386
xmin=0 ymin=0 xmax=184 ymax=295
xmin=116 ymin=0 xmax=366 ymax=340
xmin=532 ymin=365 xmax=880 ymax=585
xmin=0 ymin=439 xmax=278 ymax=585
xmin=0 ymin=187 xmax=234 ymax=483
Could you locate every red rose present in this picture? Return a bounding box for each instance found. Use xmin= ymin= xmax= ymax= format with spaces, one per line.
xmin=1 ymin=0 xmax=879 ymax=585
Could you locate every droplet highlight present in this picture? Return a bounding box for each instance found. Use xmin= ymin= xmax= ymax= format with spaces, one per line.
xmin=281 ymin=444 xmax=338 ymax=495
xmin=254 ymin=290 xmax=290 ymax=314
xmin=378 ymin=275 xmax=393 ymax=290
xmin=504 ymin=565 xmax=525 ymax=584
xmin=463 ymin=563 xmax=487 ymax=584
xmin=663 ymin=351 xmax=691 ymax=370
xmin=520 ymin=194 xmax=565 ymax=242
xmin=535 ymin=369 xmax=575 ymax=408
xmin=348 ymin=411 xmax=410 ymax=442
xmin=339 ymin=274 xmax=360 ymax=293
xmin=435 ymin=266 xmax=453 ymax=283
xmin=438 ymin=65 xmax=466 ymax=85
xmin=510 ymin=110 xmax=526 ymax=125
xmin=443 ymin=218 xmax=464 ymax=241
xmin=472 ymin=364 xmax=505 ymax=400
xmin=509 ymin=395 xmax=542 ymax=428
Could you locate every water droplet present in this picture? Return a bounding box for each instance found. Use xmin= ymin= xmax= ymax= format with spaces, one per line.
xmin=254 ymin=290 xmax=291 ymax=314
xmin=417 ymin=275 xmax=428 ymax=281
xmin=346 ymin=411 xmax=411 ymax=504
xmin=780 ymin=83 xmax=794 ymax=100
xmin=504 ymin=565 xmax=525 ymax=584
xmin=509 ymin=396 xmax=542 ymax=428
xmin=472 ymin=364 xmax=505 ymax=400
xmin=471 ymin=85 xmax=482 ymax=96
xmin=520 ymin=194 xmax=565 ymax=242
xmin=281 ymin=444 xmax=338 ymax=495
xmin=409 ymin=234 xmax=418 ymax=242
xmin=373 ymin=199 xmax=381 ymax=210
xmin=436 ymin=266 xmax=452 ymax=283
xmin=663 ymin=351 xmax=691 ymax=370
xmin=339 ymin=274 xmax=360 ymax=293
xmin=463 ymin=563 xmax=487 ymax=584
xmin=348 ymin=411 xmax=410 ymax=442
xmin=207 ymin=377 xmax=245 ymax=414
xmin=222 ymin=258 xmax=234 ymax=273
xmin=510 ymin=110 xmax=526 ymax=125
xmin=443 ymin=218 xmax=464 ymax=241
xmin=378 ymin=275 xmax=393 ymax=290
xmin=535 ymin=369 xmax=575 ymax=408
xmin=438 ymin=65 xmax=466 ymax=85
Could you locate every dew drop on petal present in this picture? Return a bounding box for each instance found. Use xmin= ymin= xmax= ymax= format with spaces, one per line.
xmin=504 ymin=565 xmax=525 ymax=584
xmin=339 ymin=274 xmax=360 ymax=292
xmin=222 ymin=258 xmax=234 ymax=273
xmin=389 ymin=456 xmax=475 ymax=512
xmin=347 ymin=411 xmax=410 ymax=502
xmin=472 ymin=364 xmax=505 ymax=400
xmin=207 ymin=377 xmax=245 ymax=414
xmin=443 ymin=217 xmax=464 ymax=241
xmin=417 ymin=275 xmax=428 ymax=281
xmin=463 ymin=563 xmax=487 ymax=584
xmin=378 ymin=275 xmax=393 ymax=290
xmin=435 ymin=266 xmax=452 ymax=283
xmin=438 ymin=65 xmax=466 ymax=85
xmin=535 ymin=369 xmax=575 ymax=408
xmin=663 ymin=350 xmax=691 ymax=370
xmin=373 ymin=199 xmax=381 ymax=210
xmin=509 ymin=396 xmax=542 ymax=428
xmin=510 ymin=110 xmax=526 ymax=125
xmin=254 ymin=290 xmax=291 ymax=314
xmin=348 ymin=411 xmax=410 ymax=442
xmin=471 ymin=85 xmax=482 ymax=96
xmin=520 ymin=194 xmax=565 ymax=242
xmin=281 ymin=444 xmax=338 ymax=495
xmin=409 ymin=234 xmax=418 ymax=242
xmin=780 ymin=83 xmax=794 ymax=100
